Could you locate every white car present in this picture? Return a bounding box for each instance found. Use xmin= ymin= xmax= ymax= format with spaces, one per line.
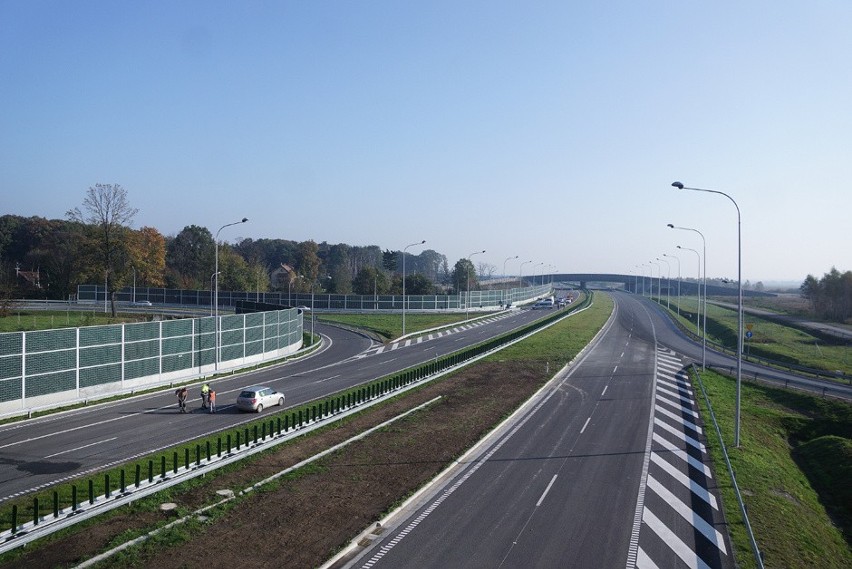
xmin=132 ymin=300 xmax=153 ymax=307
xmin=235 ymin=386 xmax=285 ymax=413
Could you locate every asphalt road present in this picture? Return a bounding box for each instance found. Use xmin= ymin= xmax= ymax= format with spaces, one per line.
xmin=336 ymin=291 xmax=734 ymax=569
xmin=0 ymin=307 xmax=549 ymax=503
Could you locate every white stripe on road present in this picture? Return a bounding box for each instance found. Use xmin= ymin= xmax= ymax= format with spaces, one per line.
xmin=654 ymin=418 xmax=705 ymax=452
xmin=642 ymin=508 xmax=712 ymax=569
xmin=647 ymin=475 xmax=727 ymax=554
xmin=580 ymin=417 xmax=591 ymax=434
xmin=44 ymin=437 xmax=118 ymax=459
xmin=650 ymin=453 xmax=717 ymax=510
xmin=653 ymin=434 xmax=713 ymax=478
xmin=536 ymin=474 xmax=558 ymax=507
xmin=655 ymin=405 xmax=703 ymax=435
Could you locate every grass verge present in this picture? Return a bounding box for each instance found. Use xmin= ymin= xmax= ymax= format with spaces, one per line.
xmin=318 ymin=312 xmax=480 ymax=341
xmin=693 ymin=367 xmax=852 ymax=568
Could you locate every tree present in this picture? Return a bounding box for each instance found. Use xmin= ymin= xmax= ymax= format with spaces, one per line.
xmin=352 ymin=266 xmax=389 ymax=295
xmin=382 ymin=249 xmax=397 ymax=272
xmin=66 ymin=184 xmax=138 ymax=315
xmin=166 ymin=225 xmax=215 ymax=289
xmin=295 ymin=240 xmax=321 ymax=287
xmin=451 ymin=258 xmax=477 ymax=293
xmin=129 ymin=227 xmax=166 ymax=288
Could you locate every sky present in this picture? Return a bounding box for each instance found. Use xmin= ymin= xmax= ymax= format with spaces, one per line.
xmin=2 ymin=1 xmax=850 ymax=285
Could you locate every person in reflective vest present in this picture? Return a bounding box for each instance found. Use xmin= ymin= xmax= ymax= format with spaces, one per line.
xmin=200 ymin=383 xmax=210 ymax=409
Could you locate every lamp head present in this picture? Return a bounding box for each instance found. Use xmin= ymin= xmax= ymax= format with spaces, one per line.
xmin=241 ymin=218 xmax=248 ymax=223
xmin=676 ymin=245 xmax=682 ymax=249
xmin=667 ymin=223 xmax=674 ymax=228
xmin=671 ymin=181 xmax=684 ymax=189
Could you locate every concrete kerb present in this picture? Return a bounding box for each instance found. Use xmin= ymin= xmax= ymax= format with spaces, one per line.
xmin=322 ymin=298 xmax=610 ymax=569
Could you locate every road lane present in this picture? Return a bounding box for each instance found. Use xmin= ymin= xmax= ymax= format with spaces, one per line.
xmin=339 ymin=292 xmax=733 ymax=569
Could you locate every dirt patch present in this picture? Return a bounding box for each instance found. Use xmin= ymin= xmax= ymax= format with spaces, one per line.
xmin=0 ymin=361 xmax=547 ymax=569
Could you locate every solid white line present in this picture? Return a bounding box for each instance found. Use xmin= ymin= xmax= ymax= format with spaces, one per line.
xmin=44 ymin=437 xmax=118 ymax=459
xmin=536 ymin=474 xmax=558 ymax=507
xmin=580 ymin=417 xmax=591 ymax=434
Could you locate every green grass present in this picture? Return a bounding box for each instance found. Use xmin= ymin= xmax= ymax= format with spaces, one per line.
xmin=693 ymin=368 xmax=852 ymax=568
xmin=661 ymin=296 xmax=851 ymax=376
xmin=318 ymin=312 xmax=477 ymax=341
xmin=0 ymin=310 xmax=148 ymax=332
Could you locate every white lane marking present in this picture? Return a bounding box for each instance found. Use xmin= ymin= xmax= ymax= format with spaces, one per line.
xmin=653 ymin=434 xmax=713 ymax=478
xmin=317 ymin=374 xmax=340 ymax=383
xmin=655 ymin=394 xmax=700 ymax=419
xmin=404 ymin=339 xmax=412 ymax=347
xmin=657 ymin=377 xmax=693 ymax=395
xmin=44 ymin=437 xmax=118 ymax=459
xmin=580 ymin=417 xmax=591 ymax=434
xmin=375 ymin=346 xmax=386 ymax=354
xmin=620 ymin=351 xmax=625 ymax=358
xmin=613 ymin=365 xmax=619 ymax=374
xmin=0 ymin=413 xmax=141 ymax=451
xmin=654 ymin=418 xmax=706 ymax=452
xmin=601 ymin=385 xmax=608 ymax=397
xmin=536 ymin=474 xmax=558 ymax=507
xmin=654 ymin=405 xmax=703 ymax=435
xmin=636 ymin=547 xmax=661 ymax=569
xmin=650 ymin=453 xmax=717 ymax=510
xmin=642 ymin=508 xmax=712 ymax=569
xmin=656 ymin=385 xmax=693 ymax=407
xmin=647 ymin=475 xmax=727 ymax=554
xmin=390 ymin=343 xmax=400 ymax=351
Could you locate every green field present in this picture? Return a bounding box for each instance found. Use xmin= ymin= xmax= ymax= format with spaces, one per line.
xmin=660 ymin=295 xmax=851 ymax=376
xmin=694 ymin=368 xmax=851 ymax=568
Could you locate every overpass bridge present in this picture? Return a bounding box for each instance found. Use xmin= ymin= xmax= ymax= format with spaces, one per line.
xmin=519 ymin=273 xmax=771 ymax=297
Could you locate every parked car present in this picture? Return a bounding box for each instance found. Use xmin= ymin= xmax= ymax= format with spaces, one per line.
xmin=236 ymin=386 xmax=285 ymax=413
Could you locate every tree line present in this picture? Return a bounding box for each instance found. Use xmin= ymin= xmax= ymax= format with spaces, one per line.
xmin=800 ymin=267 xmax=852 ymax=323
xmin=1 ymin=185 xmax=488 ymax=312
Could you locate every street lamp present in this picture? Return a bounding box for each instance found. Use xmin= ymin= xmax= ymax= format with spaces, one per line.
xmin=672 ymin=180 xmax=743 ymax=447
xmin=466 ymin=250 xmax=486 ymax=320
xmin=648 ymin=260 xmax=661 ymax=301
xmin=519 ymin=260 xmax=532 ymax=290
xmin=210 ymin=271 xmax=220 ymax=316
xmin=402 ymin=240 xmax=426 ymax=336
xmin=656 ymin=257 xmax=671 ymax=309
xmin=214 ymin=217 xmax=248 ymax=370
xmin=677 ymin=246 xmax=701 ymax=337
xmin=131 ymin=266 xmax=136 ymax=304
xmin=503 ymin=255 xmax=518 ymax=307
xmin=669 ymin=223 xmax=707 ymax=370
xmin=663 ymin=253 xmax=681 ymax=317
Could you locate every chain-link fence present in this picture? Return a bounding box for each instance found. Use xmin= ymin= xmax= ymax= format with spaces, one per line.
xmin=0 ymin=308 xmax=302 ymax=417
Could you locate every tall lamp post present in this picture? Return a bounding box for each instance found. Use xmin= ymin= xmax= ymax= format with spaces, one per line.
xmin=214 ymin=217 xmax=248 ymax=370
xmin=669 ymin=224 xmax=707 ymax=370
xmin=663 ymin=253 xmax=681 ymax=317
xmin=648 ymin=260 xmax=661 ymax=302
xmin=466 ymin=250 xmax=486 ymax=320
xmin=656 ymin=257 xmax=671 ymax=309
xmin=401 ymin=240 xmax=426 ymax=336
xmin=503 ymin=255 xmax=518 ymax=307
xmin=677 ymin=246 xmax=701 ymax=337
xmin=672 ymin=181 xmax=743 ymax=447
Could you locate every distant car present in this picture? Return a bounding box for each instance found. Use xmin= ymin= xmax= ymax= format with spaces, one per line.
xmin=236 ymin=386 xmax=285 ymax=413
xmin=296 ymin=305 xmax=310 ymax=311
xmin=133 ymin=300 xmax=153 ymax=306
xmin=532 ymin=300 xmax=554 ymax=310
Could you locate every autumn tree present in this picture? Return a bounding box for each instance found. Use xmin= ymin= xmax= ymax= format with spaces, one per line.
xmin=66 ymin=184 xmax=138 ymax=315
xmin=129 ymin=226 xmax=166 ymax=288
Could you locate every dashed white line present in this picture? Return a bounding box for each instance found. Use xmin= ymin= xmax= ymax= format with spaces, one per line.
xmin=45 ymin=437 xmax=118 ymax=459
xmin=580 ymin=417 xmax=591 ymax=434
xmin=536 ymin=475 xmax=558 ymax=507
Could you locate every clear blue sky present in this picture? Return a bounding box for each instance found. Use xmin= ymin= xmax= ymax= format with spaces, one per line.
xmin=2 ymin=1 xmax=850 ymax=285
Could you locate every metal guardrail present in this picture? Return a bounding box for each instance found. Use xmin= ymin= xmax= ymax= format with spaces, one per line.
xmin=692 ymin=364 xmax=765 ymax=569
